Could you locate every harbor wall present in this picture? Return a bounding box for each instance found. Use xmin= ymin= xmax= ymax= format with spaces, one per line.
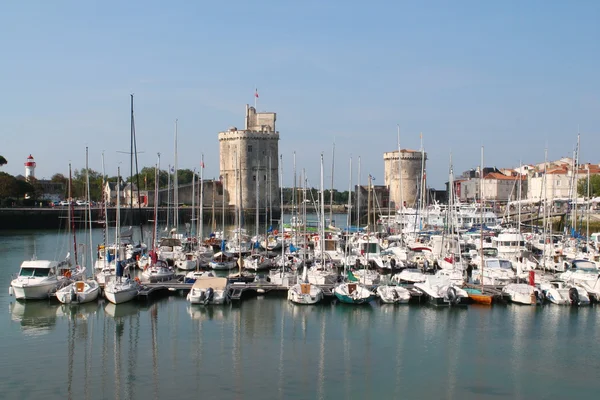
xmin=0 ymin=207 xmax=282 ymax=230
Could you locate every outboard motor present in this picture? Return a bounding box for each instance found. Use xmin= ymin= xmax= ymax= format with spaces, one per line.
xmin=205 ymin=287 xmax=215 ymax=305
xmin=447 ymin=286 xmax=458 ymax=305
xmin=569 ymin=287 xmax=580 ymax=306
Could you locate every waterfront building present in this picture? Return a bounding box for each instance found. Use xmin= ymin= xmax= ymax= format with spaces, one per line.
xmin=383 ymin=149 xmax=426 ymax=208
xmin=527 ymin=163 xmax=600 ymax=201
xmin=218 ymin=105 xmax=280 ymax=211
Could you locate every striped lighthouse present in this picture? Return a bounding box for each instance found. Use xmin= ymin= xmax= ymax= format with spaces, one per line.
xmin=24 ymin=154 xmax=36 ymax=181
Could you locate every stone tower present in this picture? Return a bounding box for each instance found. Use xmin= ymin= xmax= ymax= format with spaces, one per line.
xmin=383 ymin=149 xmax=427 ymax=208
xmin=218 ymin=105 xmax=280 ymax=212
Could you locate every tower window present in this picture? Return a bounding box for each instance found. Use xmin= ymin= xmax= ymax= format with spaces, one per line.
xmin=253 ymin=175 xmax=256 ymax=181
xmin=248 ymin=145 xmax=252 ymax=152
xmin=264 ymin=175 xmax=267 ymax=181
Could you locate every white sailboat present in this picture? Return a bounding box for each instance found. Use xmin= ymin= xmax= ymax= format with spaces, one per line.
xmin=57 ymin=153 xmax=100 ymax=304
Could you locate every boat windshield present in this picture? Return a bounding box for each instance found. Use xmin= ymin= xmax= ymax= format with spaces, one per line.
xmin=572 ymin=261 xmax=598 ymax=272
xmin=486 ymin=259 xmax=512 ymax=270
xmin=19 ymin=267 xmax=50 ymax=277
xmin=482 ymin=248 xmax=498 ymax=257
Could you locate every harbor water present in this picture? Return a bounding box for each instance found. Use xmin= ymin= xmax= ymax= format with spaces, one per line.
xmin=2 ymin=224 xmax=600 ymax=399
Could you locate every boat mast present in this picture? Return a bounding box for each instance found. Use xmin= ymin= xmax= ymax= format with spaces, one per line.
xmin=174 ymin=119 xmax=179 ymax=233
xmin=116 ymin=167 xmax=121 ymax=260
xmin=69 ymin=163 xmax=78 ymax=266
xmin=200 ymin=153 xmax=205 ymax=242
xmin=320 ymin=153 xmax=325 ymax=266
xmin=397 ymin=125 xmax=404 ymax=236
xmin=153 ymin=154 xmax=160 ymax=249
xmin=587 ymin=166 xmax=591 ymax=252
xmin=166 ymin=165 xmax=171 ymax=231
xmin=542 ymin=147 xmax=548 ymax=271
xmin=86 ymin=147 xmax=93 ymax=275
xmin=255 ymin=160 xmax=260 ymax=245
xmin=101 ymin=151 xmax=108 ymax=268
xmin=330 ymin=141 xmax=335 ymax=228
xmin=280 ymin=154 xmax=285 ymax=275
xmin=480 ymin=146 xmax=484 ymax=293
xmin=131 ymin=94 xmax=144 ymax=244
xmin=191 ymin=169 xmax=196 ymax=238
xmin=356 ymin=156 xmax=361 ymax=226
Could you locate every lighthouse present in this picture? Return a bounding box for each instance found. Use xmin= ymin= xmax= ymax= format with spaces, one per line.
xmin=24 ymin=154 xmax=36 ymax=181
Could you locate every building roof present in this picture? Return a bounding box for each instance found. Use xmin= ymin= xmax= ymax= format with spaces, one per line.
xmin=483 ymin=172 xmax=526 ymax=181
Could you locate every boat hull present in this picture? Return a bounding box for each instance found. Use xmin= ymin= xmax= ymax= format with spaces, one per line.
xmin=10 ymin=280 xmax=57 ymax=300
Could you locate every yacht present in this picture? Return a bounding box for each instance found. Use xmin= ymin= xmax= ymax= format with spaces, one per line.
xmin=10 ymin=260 xmax=63 ymax=300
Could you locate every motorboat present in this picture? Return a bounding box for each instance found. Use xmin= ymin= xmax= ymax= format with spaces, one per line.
xmin=539 ymin=280 xmax=591 ymax=306
xmin=104 ymin=277 xmax=140 ymax=304
xmin=10 ymin=260 xmax=63 ymax=300
xmin=55 ymin=279 xmax=100 ymax=304
xmin=187 ymin=277 xmax=230 ymax=305
xmin=391 ymin=268 xmax=426 ymax=284
xmin=501 ymin=283 xmax=541 ymax=305
xmin=142 ymin=260 xmax=175 ymax=282
xmin=333 ymin=282 xmax=376 ymax=304
xmin=414 ymin=276 xmax=469 ymax=306
xmin=471 ymin=258 xmax=515 ymax=286
xmin=287 ymin=282 xmax=324 ymax=305
xmin=376 ymin=285 xmax=411 ymax=304
xmin=559 ymin=259 xmax=600 ymax=299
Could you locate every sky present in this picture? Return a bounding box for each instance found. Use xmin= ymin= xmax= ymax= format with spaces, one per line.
xmin=1 ymin=0 xmax=599 ymax=190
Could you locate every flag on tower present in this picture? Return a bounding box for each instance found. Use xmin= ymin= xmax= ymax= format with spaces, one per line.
xmin=201 ymin=161 xmax=205 ymax=168
xmin=255 ymin=88 xmax=259 ymax=98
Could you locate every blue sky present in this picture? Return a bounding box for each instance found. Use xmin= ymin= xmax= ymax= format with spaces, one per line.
xmin=1 ymin=0 xmax=599 ymax=189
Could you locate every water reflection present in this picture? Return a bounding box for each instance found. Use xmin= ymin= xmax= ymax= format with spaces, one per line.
xmin=3 ymin=294 xmax=600 ymax=400
xmin=9 ymin=300 xmax=62 ymax=336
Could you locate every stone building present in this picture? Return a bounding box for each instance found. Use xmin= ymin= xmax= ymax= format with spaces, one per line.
xmin=218 ymin=105 xmax=280 ymax=211
xmin=383 ymin=149 xmax=427 ymax=208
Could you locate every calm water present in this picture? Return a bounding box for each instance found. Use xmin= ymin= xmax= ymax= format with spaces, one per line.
xmin=2 ymin=226 xmax=600 ymax=400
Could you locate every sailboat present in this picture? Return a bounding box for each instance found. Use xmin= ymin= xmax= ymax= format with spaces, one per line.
xmin=56 ymin=151 xmax=100 ymax=304
xmin=142 ymin=154 xmax=175 ymax=282
xmin=104 ymin=166 xmax=141 ymax=304
xmin=333 ymin=169 xmax=376 ymax=304
xmin=288 ymin=171 xmax=324 ymax=305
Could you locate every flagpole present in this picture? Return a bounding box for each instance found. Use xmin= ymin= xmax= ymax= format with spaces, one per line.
xmin=254 ymin=87 xmax=258 ymax=109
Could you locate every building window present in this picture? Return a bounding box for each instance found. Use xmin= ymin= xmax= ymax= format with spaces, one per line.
xmin=556 ymin=180 xmax=561 ymax=186
xmin=264 ymin=175 xmax=267 ymax=181
xmin=248 ymin=145 xmax=252 ymax=153
xmin=253 ymin=175 xmax=256 ymax=181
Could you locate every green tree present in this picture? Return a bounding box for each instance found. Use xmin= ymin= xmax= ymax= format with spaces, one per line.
xmin=0 ymin=172 xmax=18 ymax=198
xmin=72 ymin=168 xmax=104 ymax=200
xmin=0 ymin=155 xmax=7 ymax=166
xmin=128 ymin=167 xmax=170 ymax=190
xmin=577 ymin=175 xmax=600 ymax=198
xmin=51 ymin=173 xmax=68 ymax=198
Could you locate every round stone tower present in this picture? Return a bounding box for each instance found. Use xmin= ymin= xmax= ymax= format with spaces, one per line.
xmin=218 ymin=105 xmax=280 ymax=212
xmin=383 ymin=149 xmax=427 ymax=208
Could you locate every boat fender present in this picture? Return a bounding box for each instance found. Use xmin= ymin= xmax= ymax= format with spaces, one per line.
xmin=569 ymin=287 xmax=579 ymax=306
xmin=447 ymin=286 xmax=458 ymax=304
